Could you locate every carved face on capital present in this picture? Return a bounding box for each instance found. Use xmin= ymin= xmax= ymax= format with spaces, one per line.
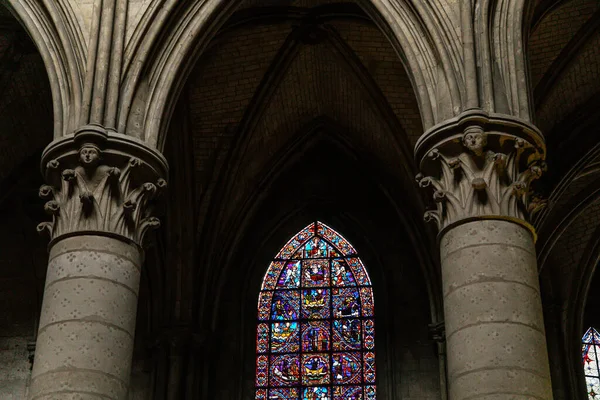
xmin=79 ymin=145 xmax=100 ymax=166
xmin=462 ymin=128 xmax=487 ymax=156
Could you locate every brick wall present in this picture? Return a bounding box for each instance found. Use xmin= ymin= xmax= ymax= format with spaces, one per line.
xmin=529 ymin=0 xmax=598 ymax=88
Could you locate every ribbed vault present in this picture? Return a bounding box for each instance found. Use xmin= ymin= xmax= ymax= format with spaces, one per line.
xmin=527 ymin=1 xmax=600 ymax=397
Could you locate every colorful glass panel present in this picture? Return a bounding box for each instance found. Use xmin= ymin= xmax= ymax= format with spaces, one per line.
xmin=277 ymin=261 xmax=301 ymax=288
xmin=331 ymin=259 xmax=356 ymax=286
xmin=302 ymin=321 xmax=330 ymax=352
xmin=256 ymin=221 xmax=376 ymax=399
xmin=271 ymin=322 xmax=300 ymax=353
xmin=583 ymin=327 xmax=600 ymax=399
xmin=333 ymin=319 xmax=361 ymax=350
xmin=302 ymin=289 xmax=330 ymax=319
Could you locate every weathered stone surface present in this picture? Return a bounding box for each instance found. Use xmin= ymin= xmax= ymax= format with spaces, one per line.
xmin=29 ymin=235 xmax=142 ymax=400
xmin=441 ymin=220 xmax=552 ymax=400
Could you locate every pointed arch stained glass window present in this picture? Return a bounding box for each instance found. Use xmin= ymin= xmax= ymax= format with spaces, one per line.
xmin=256 ymin=221 xmax=376 ymax=400
xmin=584 ymin=327 xmax=600 ymax=399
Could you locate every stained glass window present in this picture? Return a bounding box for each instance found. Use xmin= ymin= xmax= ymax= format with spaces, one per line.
xmin=583 ymin=327 xmax=600 ymax=398
xmin=256 ymin=221 xmax=376 ymax=400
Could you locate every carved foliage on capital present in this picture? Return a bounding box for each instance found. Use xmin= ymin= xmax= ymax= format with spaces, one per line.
xmin=416 ymin=126 xmax=546 ymax=231
xmin=37 ymin=142 xmax=167 ymax=245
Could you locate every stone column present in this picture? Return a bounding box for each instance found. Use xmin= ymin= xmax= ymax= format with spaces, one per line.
xmin=29 ymin=125 xmax=167 ymax=400
xmin=416 ymin=111 xmax=553 ymax=399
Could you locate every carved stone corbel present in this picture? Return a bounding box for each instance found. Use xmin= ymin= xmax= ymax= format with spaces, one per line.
xmin=37 ymin=125 xmax=168 ymax=246
xmin=414 ymin=111 xmax=547 ymax=236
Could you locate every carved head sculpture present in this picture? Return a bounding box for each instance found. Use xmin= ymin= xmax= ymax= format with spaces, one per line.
xmin=462 ymin=126 xmax=487 ymax=156
xmin=79 ymin=144 xmax=101 ymax=167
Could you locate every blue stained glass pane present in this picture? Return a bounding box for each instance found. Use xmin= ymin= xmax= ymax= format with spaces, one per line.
xmin=270 ymin=388 xmax=299 ymax=399
xmin=302 ymin=354 xmax=330 ymax=386
xmin=333 ymin=353 xmax=362 ymax=384
xmin=302 ymin=321 xmax=330 ymax=352
xmin=333 ymin=288 xmax=360 ymax=318
xmin=365 ymin=386 xmax=376 ymax=399
xmin=303 ymin=387 xmax=329 ymax=400
xmin=277 ymin=261 xmax=301 ymax=288
xmin=333 ymin=319 xmax=362 ymax=350
xmin=257 ymin=221 xmax=375 ymax=399
xmin=304 ymin=238 xmax=329 ymax=258
xmin=271 ymin=291 xmax=300 ymax=321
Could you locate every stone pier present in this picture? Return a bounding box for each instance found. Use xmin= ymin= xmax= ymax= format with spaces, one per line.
xmin=416 ymin=112 xmax=554 ymax=399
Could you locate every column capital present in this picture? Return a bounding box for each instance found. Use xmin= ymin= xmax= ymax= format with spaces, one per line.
xmin=415 ymin=111 xmax=547 ymax=238
xmin=37 ymin=125 xmax=169 ymax=247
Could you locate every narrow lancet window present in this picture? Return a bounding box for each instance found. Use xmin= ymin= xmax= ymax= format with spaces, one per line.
xmin=583 ymin=327 xmax=600 ymax=398
xmin=256 ymin=221 xmax=376 ymax=399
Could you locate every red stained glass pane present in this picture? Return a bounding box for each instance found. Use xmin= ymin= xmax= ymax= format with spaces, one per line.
xmin=363 ymin=319 xmax=375 ymax=351
xmin=302 ymin=260 xmax=329 ymax=287
xmin=257 ymin=323 xmax=269 ymax=353
xmin=257 ymin=221 xmax=375 ymax=398
xmin=360 ymin=287 xmax=374 ymax=317
xmin=263 ymin=261 xmax=286 ymax=290
xmin=270 ymin=354 xmax=300 ymax=386
xmin=258 ymin=292 xmax=272 ymax=321
xmin=271 ymin=290 xmax=300 ymax=321
xmin=256 ymin=355 xmax=268 ymax=387
xmin=364 ymin=352 xmax=376 ymax=383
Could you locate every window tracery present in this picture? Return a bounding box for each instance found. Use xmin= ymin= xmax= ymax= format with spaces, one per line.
xmin=256 ymin=222 xmax=376 ymax=400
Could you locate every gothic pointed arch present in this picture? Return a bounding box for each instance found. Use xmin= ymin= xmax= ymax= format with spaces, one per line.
xmin=5 ymin=0 xmax=85 ymax=137
xmin=256 ymin=221 xmax=376 ymax=399
xmin=118 ymin=0 xmax=459 ymax=148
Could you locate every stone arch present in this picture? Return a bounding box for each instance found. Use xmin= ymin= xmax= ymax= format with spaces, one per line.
xmin=119 ymin=0 xmax=463 ymax=150
xmin=192 ymin=117 xmax=443 ymax=398
xmin=5 ymin=0 xmax=85 ymax=138
xmin=200 ymin=117 xmax=442 ymax=330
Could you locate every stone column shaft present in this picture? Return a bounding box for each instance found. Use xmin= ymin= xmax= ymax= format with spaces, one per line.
xmin=441 ymin=220 xmax=552 ymax=399
xmin=30 ymin=235 xmax=141 ymax=400
xmin=415 ymin=111 xmax=553 ymax=400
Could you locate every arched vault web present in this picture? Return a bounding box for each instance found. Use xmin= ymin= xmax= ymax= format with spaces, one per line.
xmin=256 ymin=221 xmax=376 ymax=399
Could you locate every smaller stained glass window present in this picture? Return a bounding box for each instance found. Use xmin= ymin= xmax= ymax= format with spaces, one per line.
xmin=256 ymin=221 xmax=375 ymax=399
xmin=583 ymin=327 xmax=600 ymax=398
